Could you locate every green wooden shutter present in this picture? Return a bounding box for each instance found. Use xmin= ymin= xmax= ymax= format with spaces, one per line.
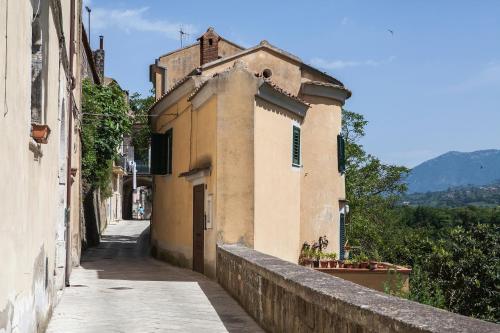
xmin=337 ymin=134 xmax=346 ymax=173
xmin=292 ymin=126 xmax=301 ymax=166
xmin=151 ymin=133 xmax=167 ymax=175
xmin=339 ymin=213 xmax=346 ymax=260
xmin=166 ymin=128 xmax=173 ymax=174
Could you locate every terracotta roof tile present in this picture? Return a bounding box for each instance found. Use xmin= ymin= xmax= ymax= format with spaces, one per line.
xmin=149 ymin=75 xmax=192 ymax=112
xmin=255 ymin=73 xmax=310 ymax=106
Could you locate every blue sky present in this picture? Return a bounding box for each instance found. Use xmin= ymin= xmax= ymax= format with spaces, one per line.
xmin=84 ymin=0 xmax=500 ymax=167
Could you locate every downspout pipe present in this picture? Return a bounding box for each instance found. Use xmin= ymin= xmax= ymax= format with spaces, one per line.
xmin=65 ymin=0 xmax=76 ymax=287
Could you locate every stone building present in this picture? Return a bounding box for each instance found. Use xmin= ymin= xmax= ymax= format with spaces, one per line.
xmin=0 ymin=1 xmax=97 ymax=331
xmin=149 ymin=28 xmax=350 ymax=278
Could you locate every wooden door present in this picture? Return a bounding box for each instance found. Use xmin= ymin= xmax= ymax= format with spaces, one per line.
xmin=192 ymin=184 xmax=205 ymax=274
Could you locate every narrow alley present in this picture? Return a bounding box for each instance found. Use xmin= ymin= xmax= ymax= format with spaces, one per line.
xmin=46 ymin=220 xmax=263 ymax=333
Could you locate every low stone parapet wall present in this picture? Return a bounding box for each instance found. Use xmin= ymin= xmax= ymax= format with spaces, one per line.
xmin=216 ymin=244 xmax=498 ymax=333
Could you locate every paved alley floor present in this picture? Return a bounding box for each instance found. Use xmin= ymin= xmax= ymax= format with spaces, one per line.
xmin=46 ymin=220 xmax=263 ymax=333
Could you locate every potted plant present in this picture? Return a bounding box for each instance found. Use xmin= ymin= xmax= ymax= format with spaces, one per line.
xmin=369 ymin=253 xmax=381 ymax=270
xmin=299 ymin=243 xmax=313 ymax=267
xmin=312 ymin=249 xmax=321 ymax=268
xmin=344 ymin=259 xmax=353 ymax=268
xmin=319 ymin=252 xmax=329 ymax=268
xmin=327 ymin=252 xmax=337 ymax=268
xmin=358 ymin=253 xmax=369 ymax=269
xmin=350 ymin=255 xmax=360 ymax=268
xmin=31 ymin=124 xmax=51 ymax=144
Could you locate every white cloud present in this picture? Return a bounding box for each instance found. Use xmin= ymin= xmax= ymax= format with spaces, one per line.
xmin=90 ymin=6 xmax=197 ymax=40
xmin=310 ymin=56 xmax=396 ymax=70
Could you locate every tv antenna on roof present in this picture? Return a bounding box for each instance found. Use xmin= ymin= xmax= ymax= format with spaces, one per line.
xmin=179 ymin=26 xmax=190 ymax=48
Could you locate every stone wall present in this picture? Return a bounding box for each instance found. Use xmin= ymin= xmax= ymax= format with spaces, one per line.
xmin=217 ymin=244 xmax=499 ymax=333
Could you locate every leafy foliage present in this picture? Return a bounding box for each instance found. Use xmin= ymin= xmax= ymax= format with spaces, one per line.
xmin=129 ymin=91 xmax=155 ymax=161
xmin=81 ymin=79 xmax=131 ymax=196
xmin=342 ymin=109 xmax=500 ymax=323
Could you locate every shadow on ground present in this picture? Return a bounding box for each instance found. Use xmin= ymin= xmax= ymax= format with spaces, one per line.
xmin=78 ymin=220 xmax=261 ymax=333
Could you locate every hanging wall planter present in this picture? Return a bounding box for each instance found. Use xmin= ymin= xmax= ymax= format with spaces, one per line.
xmin=31 ymin=124 xmax=51 ymax=144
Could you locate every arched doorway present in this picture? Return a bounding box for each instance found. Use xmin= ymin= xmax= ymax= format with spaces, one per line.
xmin=122 ymin=175 xmax=152 ymax=220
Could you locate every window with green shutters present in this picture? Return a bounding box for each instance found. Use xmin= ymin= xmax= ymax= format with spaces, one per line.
xmin=151 ymin=128 xmax=173 ymax=175
xmin=165 ymin=128 xmax=173 ymax=174
xmin=337 ymin=134 xmax=346 ymax=173
xmin=339 ymin=212 xmax=346 ymax=260
xmin=292 ymin=125 xmax=301 ymax=167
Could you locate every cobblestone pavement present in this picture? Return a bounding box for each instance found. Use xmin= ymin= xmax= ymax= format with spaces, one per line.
xmin=46 ymin=220 xmax=263 ymax=333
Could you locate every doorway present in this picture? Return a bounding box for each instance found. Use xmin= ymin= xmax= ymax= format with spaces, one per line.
xmin=192 ymin=184 xmax=205 ymax=273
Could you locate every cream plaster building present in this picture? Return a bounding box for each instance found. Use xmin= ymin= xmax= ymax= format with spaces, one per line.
xmin=149 ymin=28 xmax=350 ymax=278
xmin=0 ymin=1 xmax=94 ymax=331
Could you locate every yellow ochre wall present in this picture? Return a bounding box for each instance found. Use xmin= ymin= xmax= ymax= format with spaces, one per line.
xmin=151 ymin=92 xmax=219 ymax=277
xmin=253 ymin=99 xmax=302 ymax=262
xmin=152 ymin=95 xmax=194 ymax=267
xmin=214 ymin=67 xmax=257 ymax=248
xmin=203 ymin=49 xmax=302 ymax=94
xmin=299 ymin=95 xmax=345 ymax=256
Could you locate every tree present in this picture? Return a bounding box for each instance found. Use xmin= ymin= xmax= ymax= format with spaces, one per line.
xmin=129 ymin=91 xmax=155 ymax=161
xmin=342 ymin=109 xmax=409 ymax=257
xmin=81 ymin=79 xmax=131 ymax=196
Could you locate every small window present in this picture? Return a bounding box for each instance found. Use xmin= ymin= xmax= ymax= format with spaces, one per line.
xmin=292 ymin=125 xmax=301 ymax=167
xmin=208 ymin=38 xmax=213 ymax=46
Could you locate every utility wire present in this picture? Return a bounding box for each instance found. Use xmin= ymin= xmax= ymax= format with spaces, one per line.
xmin=81 ymin=112 xmax=178 ymax=118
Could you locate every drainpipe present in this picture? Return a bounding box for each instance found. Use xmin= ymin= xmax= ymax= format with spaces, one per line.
xmin=65 ymin=0 xmax=76 ymax=287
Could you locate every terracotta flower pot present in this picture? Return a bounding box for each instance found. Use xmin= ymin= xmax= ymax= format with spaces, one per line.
xmin=31 ymin=124 xmax=51 ymax=144
xmin=328 ymin=260 xmax=337 ymax=268
xmin=352 ymin=262 xmax=360 ymax=269
xmin=344 ymin=263 xmax=353 ymax=268
xmin=337 ymin=261 xmax=344 ymax=268
xmin=369 ymin=261 xmax=378 ymax=270
xmin=359 ymin=262 xmax=369 ymax=269
xmin=320 ymin=260 xmax=329 ymax=268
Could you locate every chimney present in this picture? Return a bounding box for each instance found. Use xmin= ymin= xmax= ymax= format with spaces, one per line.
xmin=198 ymin=27 xmax=220 ymax=66
xmin=93 ymin=35 xmax=105 ymax=82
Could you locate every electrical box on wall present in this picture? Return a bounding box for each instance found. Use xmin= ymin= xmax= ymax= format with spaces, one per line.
xmin=206 ymin=194 xmax=213 ymax=229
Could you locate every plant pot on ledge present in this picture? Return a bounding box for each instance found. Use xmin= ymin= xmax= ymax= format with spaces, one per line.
xmin=31 ymin=124 xmax=51 ymax=144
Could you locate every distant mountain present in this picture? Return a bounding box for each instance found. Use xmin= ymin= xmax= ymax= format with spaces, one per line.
xmin=406 ymin=149 xmax=500 ymax=193
xmin=401 ymin=182 xmax=500 ymax=207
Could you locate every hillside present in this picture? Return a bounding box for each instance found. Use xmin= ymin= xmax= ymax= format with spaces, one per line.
xmin=406 ymin=149 xmax=500 ymax=193
xmin=401 ymin=182 xmax=500 ymax=207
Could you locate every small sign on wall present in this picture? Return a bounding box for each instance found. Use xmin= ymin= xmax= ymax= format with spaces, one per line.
xmin=206 ymin=194 xmax=213 ymax=229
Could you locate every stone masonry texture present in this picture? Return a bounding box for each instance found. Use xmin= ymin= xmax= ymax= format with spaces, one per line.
xmin=46 ymin=220 xmax=263 ymax=333
xmin=217 ymin=244 xmax=500 ymax=333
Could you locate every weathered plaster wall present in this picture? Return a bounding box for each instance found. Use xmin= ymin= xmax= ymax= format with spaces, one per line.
xmin=299 ymin=95 xmax=345 ymax=255
xmin=151 ymin=91 xmax=219 ymax=277
xmin=253 ymin=98 xmax=302 ymax=263
xmin=218 ymin=40 xmax=244 ymax=59
xmin=155 ymin=40 xmax=244 ymax=99
xmin=192 ymin=96 xmax=218 ymax=277
xmin=0 ymin=1 xmax=82 ymax=331
xmin=214 ymin=66 xmax=258 ymax=247
xmin=152 ymin=94 xmax=197 ymax=269
xmin=217 ymin=244 xmax=500 ymax=333
xmin=203 ymin=49 xmax=302 ymax=94
xmin=157 ymin=44 xmax=199 ymax=93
